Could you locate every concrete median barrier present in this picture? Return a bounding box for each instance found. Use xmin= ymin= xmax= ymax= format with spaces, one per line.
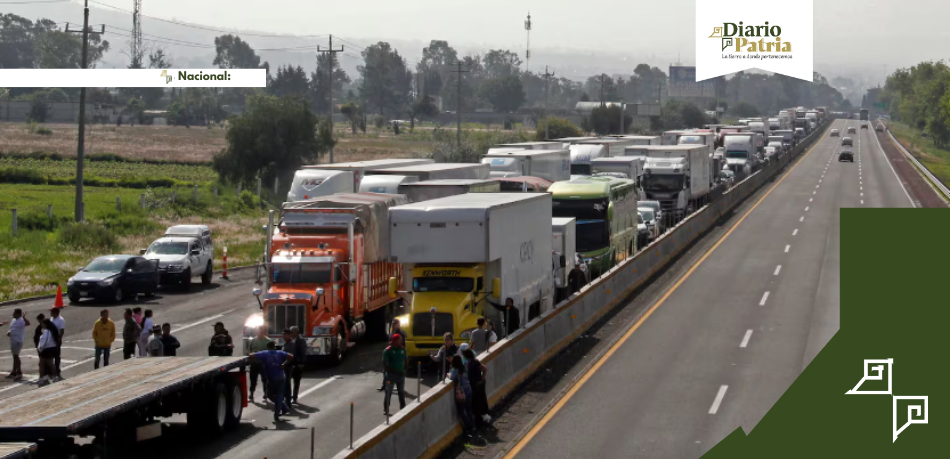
xmin=331 ymin=120 xmax=830 ymax=459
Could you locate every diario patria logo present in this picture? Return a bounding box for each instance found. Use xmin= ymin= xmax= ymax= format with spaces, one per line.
xmin=160 ymin=69 xmax=172 ymax=84
xmin=845 ymin=358 xmax=929 ymax=443
xmin=695 ymin=0 xmax=813 ymax=81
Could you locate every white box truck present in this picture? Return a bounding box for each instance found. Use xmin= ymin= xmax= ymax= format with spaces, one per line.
xmin=398 ymin=179 xmax=500 ymax=203
xmin=677 ymin=132 xmax=716 ymax=156
xmin=591 ymin=156 xmax=644 ymax=187
xmin=486 ymin=141 xmax=563 ymax=156
xmin=481 ymin=149 xmax=571 ymax=181
xmin=723 ymin=133 xmax=758 ymax=177
xmin=569 ymin=139 xmax=635 ymax=175
xmin=661 ymin=130 xmax=692 ymax=145
xmin=358 ymin=175 xmax=419 ymax=194
xmin=287 ymin=169 xmax=354 ymax=202
xmin=390 ymin=193 xmax=554 ymax=355
xmin=366 ymin=162 xmax=490 ymax=181
xmin=303 ymin=158 xmax=434 ymax=192
xmin=641 ymin=145 xmax=711 ymax=220
xmin=552 ymin=217 xmax=582 ymax=303
xmin=607 ymin=135 xmax=660 ymax=145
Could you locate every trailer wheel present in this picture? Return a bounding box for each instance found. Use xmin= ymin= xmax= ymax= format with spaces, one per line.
xmin=210 ymin=382 xmax=228 ymax=434
xmin=225 ymin=380 xmax=243 ymax=431
xmin=330 ymin=329 xmax=346 ymax=366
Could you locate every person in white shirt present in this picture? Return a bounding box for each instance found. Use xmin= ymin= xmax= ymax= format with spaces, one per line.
xmin=138 ymin=309 xmax=155 ymax=357
xmin=37 ymin=320 xmax=58 ymax=387
xmin=4 ymin=308 xmax=30 ymax=380
xmin=486 ymin=320 xmax=498 ymax=346
xmin=49 ymin=308 xmax=65 ymax=381
xmin=147 ymin=326 xmax=164 ymax=357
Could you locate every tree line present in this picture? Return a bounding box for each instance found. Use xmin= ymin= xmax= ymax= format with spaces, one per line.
xmin=878 ymin=60 xmax=950 ymax=147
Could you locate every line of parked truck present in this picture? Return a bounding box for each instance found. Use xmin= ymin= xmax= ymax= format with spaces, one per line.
xmin=242 ymin=108 xmax=830 ymax=366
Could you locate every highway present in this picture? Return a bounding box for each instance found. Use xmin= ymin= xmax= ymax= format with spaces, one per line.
xmin=504 ymin=119 xmax=914 ymax=459
xmin=0 ymin=268 xmax=440 ymax=458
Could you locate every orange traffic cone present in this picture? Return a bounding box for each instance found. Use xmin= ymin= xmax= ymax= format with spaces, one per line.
xmin=53 ymin=285 xmax=65 ymax=308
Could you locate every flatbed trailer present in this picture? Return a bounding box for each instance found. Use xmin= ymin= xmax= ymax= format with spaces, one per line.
xmin=0 ymin=444 xmax=36 ymax=459
xmin=0 ymin=357 xmax=248 ymax=458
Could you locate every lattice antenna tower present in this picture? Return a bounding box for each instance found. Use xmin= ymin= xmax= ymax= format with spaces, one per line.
xmin=525 ymin=12 xmax=532 ymax=73
xmin=132 ymin=0 xmax=143 ymax=66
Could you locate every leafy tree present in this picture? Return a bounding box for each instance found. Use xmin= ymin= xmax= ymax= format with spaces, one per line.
xmin=126 ymin=98 xmax=146 ymax=124
xmin=340 ymin=102 xmax=365 ymax=134
xmin=165 ymin=88 xmax=225 ymax=126
xmin=270 ymin=65 xmax=309 ymax=99
xmin=536 ymin=117 xmax=582 ymax=140
xmin=730 ymin=101 xmax=760 ymax=117
xmin=214 ymin=94 xmax=333 ymax=188
xmin=27 ymin=92 xmax=51 ymax=122
xmin=148 ymin=48 xmax=172 ymax=69
xmin=417 ymin=40 xmax=458 ymax=96
xmin=580 ymin=93 xmax=590 ymax=102
xmin=358 ymin=42 xmax=413 ymax=116
xmin=310 ymin=52 xmax=350 ymax=112
xmin=589 ymin=104 xmax=632 ymax=135
xmin=409 ymin=95 xmax=439 ymax=129
xmin=213 ymin=34 xmax=263 ymax=69
xmin=586 ymin=74 xmax=618 ymax=102
xmin=650 ymin=100 xmax=706 ymax=131
xmin=480 ymin=75 xmax=526 ymax=112
xmin=483 ymin=49 xmax=521 ymax=79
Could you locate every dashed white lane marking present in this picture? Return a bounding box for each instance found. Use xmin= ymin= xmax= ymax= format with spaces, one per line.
xmin=740 ymin=330 xmax=753 ymax=348
xmin=709 ymin=385 xmax=729 ymax=414
xmin=774 ymin=265 xmax=782 ymax=275
xmin=799 ymin=216 xmax=804 ymax=222
xmin=861 ymin=192 xmax=864 ymax=197
xmin=809 ymin=198 xmax=813 ymax=202
xmin=792 ymin=229 xmax=799 ymax=236
xmin=805 ymin=206 xmax=810 ymax=212
xmin=785 ymin=245 xmax=790 ymax=253
xmin=861 ymin=200 xmax=865 ymax=205
xmin=759 ymin=291 xmax=770 ymax=306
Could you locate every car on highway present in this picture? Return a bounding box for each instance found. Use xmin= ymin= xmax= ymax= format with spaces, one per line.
xmin=764 ymin=146 xmax=778 ymax=163
xmin=861 ymin=123 xmax=869 ymax=129
xmin=830 ymin=129 xmax=840 ymax=137
xmin=847 ymin=126 xmax=857 ymax=134
xmin=719 ymin=168 xmax=736 ymax=188
xmin=876 ymin=124 xmax=885 ymax=132
xmin=638 ymin=207 xmax=659 ymax=241
xmin=838 ymin=150 xmax=854 ymax=162
xmin=142 ymin=225 xmax=214 ymax=290
xmin=842 ymin=137 xmax=853 ymax=147
xmin=638 ymin=200 xmax=665 ymax=234
xmin=637 ymin=212 xmax=651 ymax=248
xmin=67 ymin=255 xmax=159 ymax=303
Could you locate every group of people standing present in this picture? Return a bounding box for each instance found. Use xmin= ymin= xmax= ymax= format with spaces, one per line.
xmin=246 ymin=326 xmax=308 ymax=423
xmin=3 ymin=307 xmax=66 ymax=386
xmin=113 ymin=307 xmax=181 ymax=362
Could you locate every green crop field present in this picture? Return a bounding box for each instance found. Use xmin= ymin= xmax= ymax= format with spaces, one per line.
xmin=885 ymin=121 xmax=950 ymax=186
xmin=0 ymin=156 xmax=218 ymax=183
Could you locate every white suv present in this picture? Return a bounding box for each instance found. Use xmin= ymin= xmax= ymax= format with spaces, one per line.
xmin=143 ymin=225 xmax=214 ymax=290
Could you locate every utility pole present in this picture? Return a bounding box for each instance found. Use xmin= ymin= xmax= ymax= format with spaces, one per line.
xmin=450 ymin=62 xmax=469 ymax=148
xmin=318 ymin=35 xmax=344 ymax=163
xmin=524 ymin=13 xmax=532 ymax=73
xmin=66 ymin=0 xmax=104 ymax=223
xmin=543 ymin=66 xmax=554 ymax=140
xmin=600 ymin=74 xmax=606 ymax=105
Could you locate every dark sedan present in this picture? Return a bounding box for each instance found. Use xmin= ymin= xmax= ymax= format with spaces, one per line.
xmin=67 ymin=255 xmax=159 ymax=303
xmin=838 ymin=151 xmax=854 ymax=162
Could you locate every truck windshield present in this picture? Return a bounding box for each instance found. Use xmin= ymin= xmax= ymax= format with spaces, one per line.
xmin=413 ymin=277 xmax=474 ymax=293
xmin=643 ymin=175 xmax=684 ymax=191
xmin=84 ymin=258 xmax=127 ymax=273
xmin=552 ymin=198 xmax=609 ymax=220
xmin=271 ymin=263 xmax=332 ymax=284
xmin=147 ymin=241 xmax=188 ymax=255
xmin=570 ymin=164 xmax=591 ymax=175
xmin=576 ymin=220 xmax=609 ymax=253
xmin=726 ymin=151 xmax=748 ymax=159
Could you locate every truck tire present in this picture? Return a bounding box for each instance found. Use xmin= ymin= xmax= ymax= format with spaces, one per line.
xmin=224 ymin=379 xmax=243 ymax=431
xmin=188 ymin=382 xmax=228 ymax=436
xmin=202 ymin=261 xmax=213 ymax=286
xmin=330 ymin=329 xmax=346 ymax=366
xmin=208 ymin=382 xmax=228 ymax=435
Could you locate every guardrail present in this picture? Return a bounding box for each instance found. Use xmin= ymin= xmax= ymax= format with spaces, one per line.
xmin=330 ymin=121 xmax=831 ymax=459
xmin=883 ymin=126 xmax=950 ymax=200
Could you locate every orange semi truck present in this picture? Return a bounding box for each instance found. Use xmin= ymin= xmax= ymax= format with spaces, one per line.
xmin=243 ymin=193 xmax=408 ymax=364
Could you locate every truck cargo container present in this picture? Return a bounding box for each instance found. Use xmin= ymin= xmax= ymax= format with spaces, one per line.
xmin=398 ymin=179 xmax=500 ymax=202
xmin=287 ymin=169 xmax=354 ymax=202
xmin=549 ymin=137 xmax=598 ymax=149
xmin=365 ymin=163 xmax=490 ymax=181
xmin=0 ymin=357 xmax=248 ymax=457
xmin=389 ymin=193 xmax=554 ymax=355
xmin=677 ymin=132 xmax=717 ymax=156
xmin=481 ymin=148 xmax=571 ymax=181
xmin=641 ymin=145 xmax=711 ymax=221
xmin=606 ymin=135 xmax=660 ymax=145
xmin=358 ymin=175 xmax=419 ymax=194
xmin=303 ymin=158 xmax=434 ymax=192
xmin=486 ymin=141 xmax=562 ymax=156
xmin=591 ymin=156 xmax=645 ymax=187
xmin=246 ymin=193 xmax=409 ymax=365
xmin=490 ymin=176 xmax=554 ymax=192
xmin=569 ymin=138 xmax=636 ymax=175
xmin=661 ymin=130 xmax=692 ymax=146
xmin=552 ymin=217 xmax=583 ymax=303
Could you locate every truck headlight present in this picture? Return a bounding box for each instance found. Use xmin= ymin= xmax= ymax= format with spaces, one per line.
xmin=67 ymin=277 xmax=75 ymax=285
xmin=459 ymin=328 xmax=476 ymax=340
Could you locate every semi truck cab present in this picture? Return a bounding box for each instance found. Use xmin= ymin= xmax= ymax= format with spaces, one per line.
xmin=392 ymin=264 xmax=499 ymax=359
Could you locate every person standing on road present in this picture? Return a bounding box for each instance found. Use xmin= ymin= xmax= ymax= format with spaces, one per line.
xmin=247 ymin=327 xmax=272 ymax=401
xmin=449 ymin=354 xmax=475 ymax=434
xmin=3 ymin=309 xmax=30 ymax=380
xmin=208 ymin=322 xmax=234 ymax=356
xmin=37 ymin=320 xmax=58 ymax=387
xmin=249 ymin=341 xmax=293 ymax=422
xmin=122 ymin=308 xmax=141 ymax=360
xmin=138 ymin=309 xmax=154 ymax=357
xmin=32 ymin=313 xmax=45 ymax=352
xmin=132 ymin=307 xmax=143 ymax=328
xmin=280 ymin=329 xmax=295 ymax=407
xmin=485 ymin=320 xmax=498 ymax=347
xmin=286 ymin=326 xmax=307 ymax=405
xmin=49 ymin=308 xmax=65 ymax=380
xmin=383 ymin=333 xmax=408 ymax=416
xmin=378 ymin=319 xmax=407 ymax=391
xmin=159 ymin=323 xmax=180 ymax=356
xmin=429 ymin=332 xmax=459 ymax=379
xmin=462 ymin=348 xmax=491 ymax=426
xmin=92 ymin=309 xmax=115 ymax=369
xmin=470 ymin=318 xmax=489 ymax=355
xmin=147 ymin=325 xmax=164 ymax=357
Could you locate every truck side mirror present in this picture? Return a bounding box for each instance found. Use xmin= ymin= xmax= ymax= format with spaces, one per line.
xmin=492 ymin=278 xmax=501 ymax=299
xmin=252 ymin=287 xmax=263 ymax=310
xmin=139 ymin=248 xmax=147 ymax=255
xmin=559 ymin=255 xmax=566 ymax=268
xmin=388 ymin=277 xmax=398 ymax=298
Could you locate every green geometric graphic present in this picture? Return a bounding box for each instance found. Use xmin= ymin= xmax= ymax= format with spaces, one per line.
xmin=702 ymin=209 xmax=946 ymax=458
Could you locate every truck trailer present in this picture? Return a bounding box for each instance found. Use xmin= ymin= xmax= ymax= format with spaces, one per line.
xmin=247 ymin=193 xmax=409 ymax=365
xmin=591 ymin=156 xmax=645 ymax=187
xmin=358 ymin=175 xmax=419 ymax=194
xmin=481 ymin=149 xmax=571 ymax=181
xmin=365 ymin=163 xmax=490 ymax=181
xmin=303 ymin=158 xmax=435 ymax=192
xmin=486 ymin=141 xmax=563 ymax=156
xmin=398 ymin=179 xmax=500 ymax=203
xmin=287 ymin=169 xmax=354 ymax=202
xmin=552 ymin=217 xmax=583 ymax=303
xmin=389 ymin=193 xmax=554 ymax=356
xmin=641 ymin=145 xmax=711 ymax=221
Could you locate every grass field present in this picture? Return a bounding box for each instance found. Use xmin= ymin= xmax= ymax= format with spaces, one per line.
xmin=0 ymin=156 xmax=218 ymax=182
xmin=885 ymin=121 xmax=950 ymax=185
xmin=0 ymin=184 xmax=267 ymax=302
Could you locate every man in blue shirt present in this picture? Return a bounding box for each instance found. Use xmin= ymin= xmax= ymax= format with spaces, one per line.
xmin=250 ymin=341 xmax=294 ymax=422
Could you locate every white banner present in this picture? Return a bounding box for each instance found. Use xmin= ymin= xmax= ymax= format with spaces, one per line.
xmin=695 ymin=0 xmax=813 ymax=82
xmin=0 ymin=69 xmax=267 ymax=88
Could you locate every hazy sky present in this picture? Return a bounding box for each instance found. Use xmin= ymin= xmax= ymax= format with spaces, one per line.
xmin=6 ymin=0 xmax=950 ymax=83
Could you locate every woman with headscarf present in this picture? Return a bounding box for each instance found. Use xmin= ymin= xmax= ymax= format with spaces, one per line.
xmin=450 ymin=354 xmax=475 ymax=434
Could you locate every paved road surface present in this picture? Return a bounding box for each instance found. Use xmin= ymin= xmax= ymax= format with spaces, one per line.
xmin=507 ymin=119 xmax=914 ymax=459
